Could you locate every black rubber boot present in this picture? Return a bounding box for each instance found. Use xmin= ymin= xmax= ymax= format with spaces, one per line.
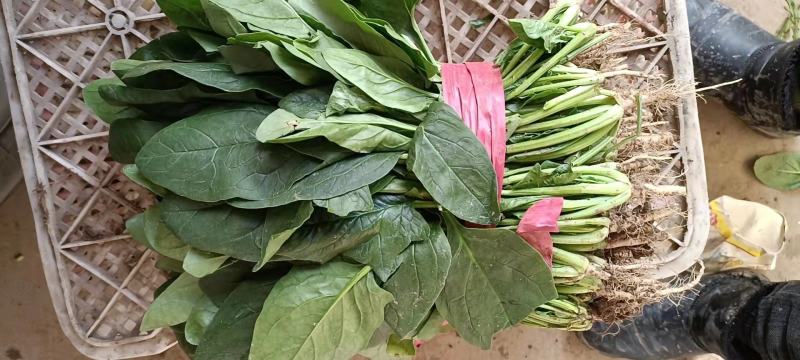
xmin=581 ymin=271 xmax=768 ymax=360
xmin=687 ymin=0 xmax=800 ymax=136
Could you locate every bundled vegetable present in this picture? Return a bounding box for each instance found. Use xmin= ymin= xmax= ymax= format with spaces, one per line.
xmin=85 ymin=0 xmax=677 ymax=357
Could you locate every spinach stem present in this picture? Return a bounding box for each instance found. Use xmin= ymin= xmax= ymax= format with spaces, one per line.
xmin=508 ymin=105 xmax=623 ymax=154
xmin=518 ymin=86 xmax=600 ymax=125
xmin=552 ymin=228 xmax=609 ymax=245
xmin=502 ymin=182 xmax=629 ymax=197
xmin=506 ymin=25 xmax=598 ymax=100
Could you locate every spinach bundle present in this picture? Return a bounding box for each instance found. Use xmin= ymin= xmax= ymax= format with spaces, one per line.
xmin=86 ymin=0 xmax=570 ymax=358
xmin=85 ymin=0 xmax=666 ymax=355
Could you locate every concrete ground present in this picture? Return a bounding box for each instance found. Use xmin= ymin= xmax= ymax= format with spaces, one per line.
xmin=0 ymin=0 xmax=796 ymax=359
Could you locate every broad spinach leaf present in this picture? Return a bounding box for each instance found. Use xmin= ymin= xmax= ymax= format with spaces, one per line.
xmin=291 ymin=31 xmax=348 ymax=80
xmin=120 ymin=61 xmax=298 ymax=97
xmin=288 ymin=0 xmax=413 ymax=65
xmin=109 ymin=118 xmax=166 ymax=164
xmin=279 ymin=86 xmax=331 ymax=119
xmin=383 ymin=224 xmax=451 ymax=338
xmin=130 ymin=31 xmax=207 ymax=61
xmin=185 ymin=29 xmax=227 ymax=53
xmin=313 ymin=186 xmax=373 ymax=216
xmin=143 ymin=205 xmax=190 ymax=261
xmin=435 ymin=214 xmax=557 ymax=349
xmin=512 ymin=162 xmax=578 ymax=189
xmin=160 ymin=195 xmax=264 ymax=262
xmin=205 ymin=0 xmax=312 ymax=38
xmin=182 ymin=248 xmax=229 ymax=278
xmin=409 ymin=102 xmax=501 ymax=225
xmin=200 ymin=0 xmax=247 ymax=37
xmin=141 ymin=272 xmax=203 ymax=331
xmin=156 ymin=0 xmax=211 ymax=31
xmin=136 ymin=105 xmax=321 ymax=203
xmin=326 ymin=81 xmax=387 ymax=116
xmin=98 ymin=82 xmax=264 ymax=105
xmin=83 ymin=78 xmax=145 ymax=124
xmin=754 ymin=152 xmax=800 ymax=190
xmin=184 ymin=295 xmax=219 ymax=345
xmin=198 ymin=261 xmax=253 ymax=305
xmin=250 ymin=262 xmax=393 ymax=360
xmin=257 ymin=111 xmax=415 ymax=143
xmin=271 ymin=152 xmax=403 ymax=206
xmin=254 ymin=201 xmax=314 ymax=270
xmin=126 ymin=212 xmax=148 ymax=248
xmin=352 ymin=0 xmax=438 ymax=78
xmin=286 ymin=139 xmax=352 ymax=167
xmin=322 ymin=48 xmax=435 ymax=113
xmin=219 ymin=45 xmax=278 ymax=74
xmin=274 ymin=196 xmax=423 ymax=265
xmin=270 ymin=122 xmax=411 ymax=153
xmin=194 ymin=276 xmax=280 ymax=360
xmin=259 ymin=41 xmax=330 ymax=86
xmin=508 ymin=19 xmax=571 ymax=52
xmin=343 ymin=198 xmax=430 ymax=281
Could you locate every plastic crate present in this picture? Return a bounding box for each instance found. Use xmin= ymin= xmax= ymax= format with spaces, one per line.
xmin=0 ymin=0 xmax=707 ymax=358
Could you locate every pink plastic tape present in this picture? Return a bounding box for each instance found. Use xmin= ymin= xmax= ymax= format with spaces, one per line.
xmin=441 ymin=63 xmax=506 ymax=197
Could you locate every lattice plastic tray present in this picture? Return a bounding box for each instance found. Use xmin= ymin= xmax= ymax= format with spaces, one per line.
xmin=0 ymin=0 xmax=707 ymax=358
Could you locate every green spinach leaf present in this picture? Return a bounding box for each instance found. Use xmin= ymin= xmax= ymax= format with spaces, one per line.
xmin=512 ymin=162 xmax=578 ymax=189
xmin=290 ymin=31 xmax=348 ymax=80
xmin=352 ymin=0 xmax=438 ymax=78
xmin=754 ymin=152 xmax=800 ymax=190
xmin=435 ymin=214 xmax=557 ymax=349
xmin=194 ymin=276 xmax=280 ymax=360
xmin=358 ymin=323 xmax=416 ymax=360
xmin=270 ymin=122 xmax=411 ymax=153
xmin=508 ymin=19 xmax=571 ymax=52
xmin=286 ymin=139 xmax=352 ymax=167
xmin=313 ymin=186 xmax=373 ymax=216
xmin=322 ymin=48 xmax=434 ymax=113
xmin=109 ymin=118 xmax=166 ymax=164
xmin=83 ymin=78 xmax=145 ymax=124
xmin=141 ymin=272 xmax=203 ymax=331
xmin=130 ymin=31 xmax=207 ymax=61
xmin=200 ymin=0 xmax=247 ymax=37
xmin=121 ymin=61 xmax=298 ymax=97
xmin=156 ymin=0 xmax=211 ymax=31
xmin=136 ymin=105 xmax=321 ymax=202
xmin=160 ymin=195 xmax=264 ymax=262
xmin=274 ymin=196 xmax=421 ymax=264
xmin=288 ymin=0 xmax=413 ymax=65
xmin=183 ymin=248 xmax=229 ymax=278
xmin=274 ymin=152 xmax=403 ymax=205
xmin=250 ymin=262 xmax=393 ymax=360
xmin=143 ymin=205 xmax=190 ymax=261
xmin=342 ymin=198 xmax=430 ymax=281
xmin=98 ymin=82 xmax=264 ymax=105
xmin=279 ymin=86 xmax=331 ymax=119
xmin=198 ymin=261 xmax=253 ymax=305
xmin=326 ymin=81 xmax=387 ymax=116
xmin=184 ymin=295 xmax=219 ymax=345
xmin=259 ymin=41 xmax=330 ymax=86
xmin=409 ymin=102 xmax=501 ymax=225
xmin=254 ymin=201 xmax=314 ymax=270
xmin=126 ymin=212 xmax=148 ymax=248
xmin=186 ymin=29 xmax=227 ymax=53
xmin=219 ymin=45 xmax=278 ymax=74
xmin=205 ymin=0 xmax=313 ymax=38
xmin=383 ymin=224 xmax=451 ymax=338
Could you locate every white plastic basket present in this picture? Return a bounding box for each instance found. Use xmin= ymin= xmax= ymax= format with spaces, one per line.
xmin=0 ymin=0 xmax=708 ymax=358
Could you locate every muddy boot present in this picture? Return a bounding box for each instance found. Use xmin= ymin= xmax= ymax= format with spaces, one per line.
xmin=580 ymin=271 xmax=768 ymax=360
xmin=687 ymin=0 xmax=800 ymax=136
